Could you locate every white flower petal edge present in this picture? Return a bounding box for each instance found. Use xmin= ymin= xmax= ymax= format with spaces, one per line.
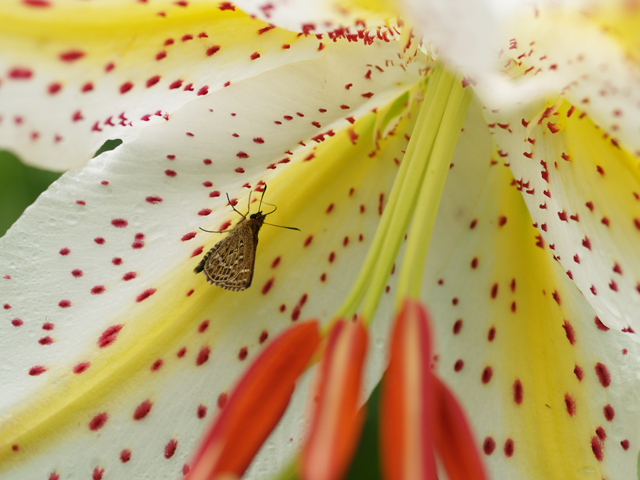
xmin=0 ymin=2 xmax=323 ymax=170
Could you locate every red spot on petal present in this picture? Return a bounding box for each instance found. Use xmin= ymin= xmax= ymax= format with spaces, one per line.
xmin=513 ymin=379 xmax=523 ymax=404
xmin=91 ymin=285 xmax=105 ymax=295
xmin=453 ymin=319 xmax=463 ymax=334
xmin=122 ymin=272 xmax=137 ymax=281
xmin=73 ymin=362 xmax=90 ymax=374
xmin=111 ymin=218 xmax=129 ymax=229
xmin=483 ymin=437 xmax=496 ymax=455
xmin=59 ymin=247 xmax=70 ymax=256
xmin=29 ymin=366 xmax=46 ymax=376
xmin=217 ymin=392 xmax=228 ymax=409
xmin=120 ymin=449 xmax=131 ymax=463
xmin=504 ymin=439 xmax=514 ymax=457
xmin=197 ymin=320 xmax=210 ymax=333
xmin=238 ymin=347 xmax=248 ymax=360
xmin=594 ymin=316 xmax=609 ymax=331
xmin=565 ymin=394 xmax=576 ymax=416
xmin=591 ymin=437 xmax=603 ymax=462
xmin=562 ymin=320 xmax=576 ymax=345
xmin=250 ymin=52 xmax=260 ymax=60
xmin=488 ymin=326 xmax=496 ymax=342
xmin=133 ymin=400 xmax=153 ymax=420
xmin=120 ymin=82 xmax=133 ymax=94
xmin=11 ymin=319 xmax=23 ymax=327
xmin=482 ymin=366 xmax=493 ymax=384
xmin=259 ymin=331 xmax=268 ymax=343
xmin=164 ymin=439 xmax=177 ymax=459
xmin=23 ymin=0 xmax=51 ymax=6
xmin=206 ymin=45 xmax=221 ymax=56
xmin=150 ymin=359 xmax=163 ymax=371
xmin=9 ymin=67 xmax=33 ymax=79
xmin=98 ymin=325 xmax=123 ymax=348
xmin=58 ymin=299 xmax=71 ymax=308
xmin=574 ymin=365 xmax=584 ymax=381
xmin=262 ymin=277 xmax=274 ymax=295
xmin=197 ymin=404 xmax=207 ymax=419
xmin=603 ymin=404 xmax=615 ymax=421
xmin=595 ymin=362 xmax=611 ymax=387
xmin=196 ymin=346 xmax=210 ymax=366
xmin=136 ymin=288 xmax=156 ymax=302
xmin=88 ymin=412 xmax=108 ymax=431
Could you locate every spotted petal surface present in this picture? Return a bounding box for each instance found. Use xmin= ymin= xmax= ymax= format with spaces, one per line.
xmin=0 ymin=0 xmax=328 ymax=169
xmin=425 ymin=151 xmax=640 ymax=479
xmin=485 ymin=97 xmax=640 ymax=336
xmin=0 ymin=24 xmax=427 ymax=479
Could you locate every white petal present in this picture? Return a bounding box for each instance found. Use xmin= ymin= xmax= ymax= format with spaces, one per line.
xmin=0 ymin=36 xmax=426 ymax=478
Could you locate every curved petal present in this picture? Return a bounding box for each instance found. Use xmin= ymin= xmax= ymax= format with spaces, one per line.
xmin=301 ymin=320 xmax=368 ymax=480
xmin=0 ymin=1 xmax=326 ymax=169
xmin=486 ymin=98 xmax=640 ymax=334
xmin=423 ymin=149 xmax=640 ymax=479
xmin=0 ymin=32 xmax=427 ymax=479
xmin=483 ymin=3 xmax=640 ymax=157
xmin=187 ymin=320 xmax=320 ymax=479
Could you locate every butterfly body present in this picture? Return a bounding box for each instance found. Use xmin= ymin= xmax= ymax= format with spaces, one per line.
xmin=194 ymin=212 xmax=266 ymax=291
xmin=195 ymin=185 xmax=299 ymax=291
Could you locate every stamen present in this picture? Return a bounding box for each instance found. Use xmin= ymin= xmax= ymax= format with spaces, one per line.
xmin=335 ymin=62 xmax=472 ymax=322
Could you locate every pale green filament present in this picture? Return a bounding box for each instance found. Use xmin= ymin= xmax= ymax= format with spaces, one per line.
xmin=396 ymin=75 xmax=472 ymax=299
xmin=335 ymin=62 xmax=472 ymax=324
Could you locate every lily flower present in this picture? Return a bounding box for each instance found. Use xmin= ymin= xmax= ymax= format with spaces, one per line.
xmin=1 ymin=1 xmax=640 ymax=480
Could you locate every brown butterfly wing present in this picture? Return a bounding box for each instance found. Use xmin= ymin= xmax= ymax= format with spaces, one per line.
xmin=198 ymin=222 xmax=258 ymax=291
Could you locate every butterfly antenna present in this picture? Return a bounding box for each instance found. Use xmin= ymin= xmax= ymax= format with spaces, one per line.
xmin=246 ymin=188 xmax=252 ymax=214
xmin=226 ymin=193 xmax=247 ymax=219
xmin=199 ymin=226 xmax=226 ymax=234
xmin=258 ymin=183 xmax=267 ymax=212
xmin=261 ymin=200 xmax=278 ymax=216
xmin=264 ymin=222 xmax=301 ymax=231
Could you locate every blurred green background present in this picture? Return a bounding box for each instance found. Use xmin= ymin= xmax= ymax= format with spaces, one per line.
xmin=0 ymin=150 xmax=62 ymax=237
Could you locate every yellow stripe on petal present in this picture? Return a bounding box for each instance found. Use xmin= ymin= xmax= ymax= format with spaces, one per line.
xmin=487 ymin=97 xmax=640 ymax=334
xmin=426 ymin=152 xmax=640 ymax=479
